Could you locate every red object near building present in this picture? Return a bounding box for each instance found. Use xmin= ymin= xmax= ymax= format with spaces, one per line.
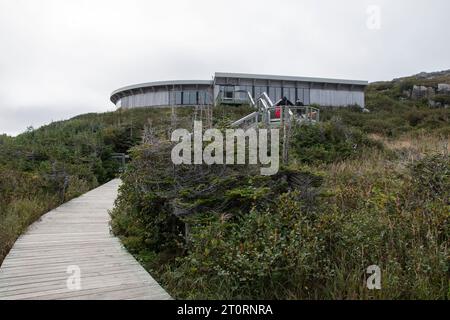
xmin=275 ymin=107 xmax=281 ymax=118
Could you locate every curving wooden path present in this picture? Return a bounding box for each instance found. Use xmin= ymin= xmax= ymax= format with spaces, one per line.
xmin=0 ymin=179 xmax=171 ymax=300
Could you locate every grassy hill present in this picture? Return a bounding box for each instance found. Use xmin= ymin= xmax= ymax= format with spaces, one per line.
xmin=0 ymin=106 xmax=252 ymax=264
xmin=0 ymin=72 xmax=448 ymax=299
xmin=110 ymin=76 xmax=449 ymax=299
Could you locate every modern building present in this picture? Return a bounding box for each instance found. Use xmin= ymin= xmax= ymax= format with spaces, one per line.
xmin=110 ymin=72 xmax=368 ymax=109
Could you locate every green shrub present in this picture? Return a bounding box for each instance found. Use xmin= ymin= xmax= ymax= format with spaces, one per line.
xmin=291 ymin=118 xmax=380 ymax=164
xmin=0 ymin=106 xmax=204 ymax=264
xmin=159 ymin=155 xmax=449 ymax=299
xmin=408 ymin=154 xmax=449 ymax=203
xmin=433 ymin=94 xmax=450 ymax=105
xmin=108 ymin=101 xmax=449 ymax=300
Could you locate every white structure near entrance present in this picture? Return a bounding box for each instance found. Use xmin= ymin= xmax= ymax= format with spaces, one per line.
xmin=110 ymin=72 xmax=368 ymax=109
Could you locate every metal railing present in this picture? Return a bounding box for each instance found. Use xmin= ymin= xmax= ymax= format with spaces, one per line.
xmin=230 ymin=112 xmax=260 ymax=128
xmin=255 ymin=92 xmax=274 ymax=125
xmin=288 ymin=106 xmax=320 ymax=123
xmin=219 ymin=91 xmax=320 ymax=129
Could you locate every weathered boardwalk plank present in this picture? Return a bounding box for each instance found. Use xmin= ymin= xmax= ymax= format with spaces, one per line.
xmin=0 ymin=179 xmax=171 ymax=300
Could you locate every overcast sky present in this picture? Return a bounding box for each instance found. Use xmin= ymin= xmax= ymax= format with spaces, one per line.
xmin=0 ymin=0 xmax=449 ymax=135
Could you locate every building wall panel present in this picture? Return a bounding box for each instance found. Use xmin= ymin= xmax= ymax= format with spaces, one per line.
xmin=113 ymin=76 xmax=366 ymax=109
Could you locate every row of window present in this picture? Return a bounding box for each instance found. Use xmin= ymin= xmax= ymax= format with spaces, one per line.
xmin=169 ymin=90 xmax=212 ymax=105
xmin=219 ymin=86 xmax=311 ymax=104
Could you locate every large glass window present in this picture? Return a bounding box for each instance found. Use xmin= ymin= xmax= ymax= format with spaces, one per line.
xmin=268 ymin=87 xmax=276 ymax=102
xmin=297 ymin=88 xmax=304 ymax=104
xmin=254 ymin=86 xmax=266 ymax=99
xmin=269 ymin=87 xmax=282 ymax=103
xmin=283 ymin=88 xmax=296 ymax=102
xmin=276 ymin=87 xmax=282 ymax=101
xmin=183 ymin=91 xmax=198 ymax=105
xmin=198 ymin=91 xmax=206 ymax=105
xmin=296 ymin=88 xmax=310 ymax=105
xmin=178 ymin=90 xmax=210 ymax=105
xmin=169 ymin=91 xmax=177 ymax=105
xmin=242 ymin=85 xmax=253 ymax=97
xmin=224 ymin=86 xmax=234 ymax=99
xmin=235 ymin=85 xmax=252 ymax=101
xmin=175 ymin=91 xmax=182 ymax=105
xmin=247 ymin=85 xmax=254 ymax=100
xmin=303 ymin=89 xmax=310 ymax=105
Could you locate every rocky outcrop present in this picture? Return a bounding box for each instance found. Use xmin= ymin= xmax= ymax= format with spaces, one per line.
xmin=411 ymin=85 xmax=434 ymax=100
xmin=390 ymin=70 xmax=450 ymax=108
xmin=393 ymin=69 xmax=450 ymax=82
xmin=437 ymin=83 xmax=450 ymax=93
xmin=412 ymin=70 xmax=450 ymax=80
xmin=407 ymin=84 xmax=450 ymax=108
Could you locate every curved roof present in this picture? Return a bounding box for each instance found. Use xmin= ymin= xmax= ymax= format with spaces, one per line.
xmin=110 ymin=80 xmax=213 ymax=104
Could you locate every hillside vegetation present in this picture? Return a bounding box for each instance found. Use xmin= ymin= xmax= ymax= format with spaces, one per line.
xmin=0 ymin=72 xmax=448 ymax=299
xmin=111 ymin=76 xmax=449 ymax=299
xmin=0 ymin=106 xmax=250 ymax=264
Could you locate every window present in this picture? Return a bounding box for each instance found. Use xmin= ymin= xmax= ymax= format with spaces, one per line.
xmin=303 ymin=89 xmax=310 ymax=105
xmin=222 ymin=86 xmax=234 ymax=100
xmin=204 ymin=90 xmax=212 ymax=104
xmin=283 ymin=88 xmax=296 ymax=102
xmin=254 ymin=86 xmax=266 ymax=99
xmin=269 ymin=87 xmax=282 ymax=103
xmin=168 ymin=91 xmax=182 ymax=105
xmin=198 ymin=91 xmax=205 ymax=105
xmin=175 ymin=91 xmax=182 ymax=105
xmin=182 ymin=91 xmax=197 ymax=105
xmin=191 ymin=91 xmax=198 ymax=105
xmin=235 ymin=86 xmax=252 ymax=101
xmin=268 ymin=87 xmax=276 ymax=102
xmin=296 ymin=89 xmax=310 ymax=105
xmin=242 ymin=85 xmax=253 ymax=97
xmin=247 ymin=85 xmax=254 ymax=100
xmin=276 ymin=87 xmax=282 ymax=101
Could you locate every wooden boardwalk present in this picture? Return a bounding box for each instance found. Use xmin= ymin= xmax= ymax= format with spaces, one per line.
xmin=0 ymin=179 xmax=171 ymax=300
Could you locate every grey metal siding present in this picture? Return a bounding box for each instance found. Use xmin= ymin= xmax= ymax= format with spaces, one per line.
xmin=112 ymin=74 xmax=367 ymax=109
xmin=120 ymin=91 xmax=169 ymax=108
xmin=310 ymin=89 xmax=364 ymax=108
xmin=117 ymin=86 xmax=212 ymax=108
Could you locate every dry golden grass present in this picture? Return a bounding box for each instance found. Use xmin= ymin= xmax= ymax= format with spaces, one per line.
xmin=370 ymin=132 xmax=449 ymax=160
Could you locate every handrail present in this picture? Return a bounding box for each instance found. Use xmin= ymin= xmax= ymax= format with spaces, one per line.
xmin=230 ymin=111 xmax=259 ymax=128
xmin=241 ymin=91 xmax=256 ymax=107
xmin=217 ymin=90 xmax=320 ymax=128
xmin=285 ymin=106 xmax=320 ymax=123
xmin=257 ymin=92 xmax=274 ymax=109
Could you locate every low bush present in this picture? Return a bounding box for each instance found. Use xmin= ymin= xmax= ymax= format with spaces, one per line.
xmin=291 ymin=118 xmax=382 ymax=164
xmin=157 ymin=154 xmax=449 ymax=299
